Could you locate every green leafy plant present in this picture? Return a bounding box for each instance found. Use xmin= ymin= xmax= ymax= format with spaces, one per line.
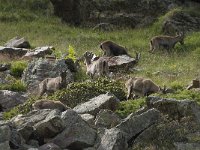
xmin=10 ymin=61 xmax=27 ymax=78
xmin=65 ymin=45 xmax=77 ymax=61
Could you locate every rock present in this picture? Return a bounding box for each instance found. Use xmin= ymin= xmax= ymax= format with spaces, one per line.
xmin=38 ymin=143 xmax=62 ymax=150
xmin=0 ymin=125 xmax=11 ymax=143
xmin=80 ymin=114 xmax=95 ymax=127
xmin=97 ymin=128 xmax=128 ymax=150
xmin=0 ymin=141 xmax=10 ymax=150
xmin=0 ymin=63 xmax=11 ymax=72
xmin=162 ymin=11 xmax=200 ymax=34
xmin=116 ymin=108 xmax=160 ymax=142
xmin=50 ymin=0 xmax=177 ymax=27
xmin=0 ymin=46 xmax=28 ymax=59
xmin=22 ymin=58 xmax=73 ymax=95
xmin=147 ymin=96 xmax=200 ymax=122
xmin=22 ymin=46 xmax=53 ymax=60
xmin=94 ymin=109 xmax=121 ymax=129
xmin=174 ymin=142 xmax=200 ymax=150
xmin=100 ymin=53 xmax=140 ymax=72
xmin=51 ymin=109 xmax=97 ymax=149
xmin=4 ymin=37 xmax=31 ymax=48
xmin=0 ymin=90 xmax=28 ymax=111
xmin=34 ymin=110 xmax=65 ymax=139
xmin=73 ymin=93 xmax=120 ymax=116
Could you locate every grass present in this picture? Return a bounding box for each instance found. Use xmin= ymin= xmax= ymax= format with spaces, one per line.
xmin=1 ymin=1 xmax=200 ymax=118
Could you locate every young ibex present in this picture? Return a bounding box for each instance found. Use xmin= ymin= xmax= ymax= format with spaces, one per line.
xmin=83 ymin=51 xmax=109 ymax=79
xmin=32 ymin=100 xmax=69 ymax=112
xmin=125 ymin=77 xmax=163 ymax=100
xmin=100 ymin=41 xmax=129 ymax=57
xmin=38 ymin=71 xmax=67 ymax=97
xmin=149 ymin=32 xmax=184 ymax=53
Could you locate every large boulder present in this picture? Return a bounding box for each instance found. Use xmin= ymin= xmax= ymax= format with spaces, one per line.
xmin=94 ymin=109 xmax=121 ymax=129
xmin=4 ymin=37 xmax=31 ymax=48
xmin=50 ymin=0 xmax=178 ymax=27
xmin=73 ymin=93 xmax=120 ymax=116
xmin=147 ymin=96 xmax=200 ymax=122
xmin=162 ymin=11 xmax=200 ymax=34
xmin=0 ymin=90 xmax=28 ymax=111
xmin=0 ymin=46 xmax=28 ymax=59
xmin=22 ymin=58 xmax=73 ymax=94
xmin=51 ymin=109 xmax=97 ymax=149
xmin=97 ymin=128 xmax=128 ymax=150
xmin=116 ymin=108 xmax=160 ymax=142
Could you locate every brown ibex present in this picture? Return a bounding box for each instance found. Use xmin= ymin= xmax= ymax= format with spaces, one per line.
xmin=125 ymin=77 xmax=164 ymax=100
xmin=32 ymin=100 xmax=69 ymax=111
xmin=83 ymin=51 xmax=109 ymax=79
xmin=149 ymin=32 xmax=184 ymax=53
xmin=38 ymin=71 xmax=67 ymax=97
xmin=100 ymin=41 xmax=130 ymax=57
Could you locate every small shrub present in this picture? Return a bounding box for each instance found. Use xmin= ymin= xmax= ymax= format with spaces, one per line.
xmin=65 ymin=45 xmax=77 ymax=61
xmin=115 ymin=98 xmax=146 ymax=118
xmin=49 ymin=78 xmax=126 ymax=108
xmin=10 ymin=61 xmax=27 ymax=78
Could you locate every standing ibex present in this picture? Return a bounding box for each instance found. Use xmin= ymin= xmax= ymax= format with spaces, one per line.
xmin=38 ymin=71 xmax=67 ymax=97
xmin=83 ymin=51 xmax=109 ymax=79
xmin=125 ymin=77 xmax=164 ymax=100
xmin=149 ymin=32 xmax=184 ymax=53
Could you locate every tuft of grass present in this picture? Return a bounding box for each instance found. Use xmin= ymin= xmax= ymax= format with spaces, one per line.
xmin=115 ymin=98 xmax=146 ymax=118
xmin=10 ymin=60 xmax=28 ymax=78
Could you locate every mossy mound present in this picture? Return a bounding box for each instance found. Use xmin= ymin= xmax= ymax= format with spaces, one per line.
xmin=49 ymin=78 xmax=126 ymax=108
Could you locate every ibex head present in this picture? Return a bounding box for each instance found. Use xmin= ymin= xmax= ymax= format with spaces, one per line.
xmin=176 ymin=32 xmax=185 ymax=45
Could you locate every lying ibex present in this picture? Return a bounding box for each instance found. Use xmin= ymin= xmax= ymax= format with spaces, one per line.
xmin=32 ymin=100 xmax=69 ymax=111
xmin=100 ymin=41 xmax=129 ymax=57
xmin=125 ymin=77 xmax=164 ymax=99
xmin=83 ymin=51 xmax=109 ymax=79
xmin=38 ymin=71 xmax=67 ymax=97
xmin=149 ymin=32 xmax=184 ymax=53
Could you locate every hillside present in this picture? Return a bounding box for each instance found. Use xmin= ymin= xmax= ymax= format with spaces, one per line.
xmin=0 ymin=0 xmax=200 ymax=150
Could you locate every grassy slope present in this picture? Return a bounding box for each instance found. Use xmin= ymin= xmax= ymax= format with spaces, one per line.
xmin=1 ymin=1 xmax=200 ymax=118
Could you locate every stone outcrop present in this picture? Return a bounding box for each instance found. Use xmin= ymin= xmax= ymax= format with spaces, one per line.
xmin=22 ymin=46 xmax=54 ymax=60
xmin=0 ymin=46 xmax=28 ymax=59
xmin=4 ymin=37 xmax=31 ymax=48
xmin=0 ymin=90 xmax=28 ymax=111
xmin=73 ymin=93 xmax=120 ymax=116
xmin=22 ymin=58 xmax=73 ymax=94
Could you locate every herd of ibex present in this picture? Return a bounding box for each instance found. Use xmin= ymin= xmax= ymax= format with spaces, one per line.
xmin=36 ymin=32 xmax=185 ymax=102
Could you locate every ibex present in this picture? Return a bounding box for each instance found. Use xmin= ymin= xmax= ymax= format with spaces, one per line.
xmin=38 ymin=71 xmax=67 ymax=97
xmin=149 ymin=32 xmax=184 ymax=53
xmin=32 ymin=100 xmax=69 ymax=112
xmin=100 ymin=41 xmax=129 ymax=57
xmin=125 ymin=77 xmax=163 ymax=100
xmin=83 ymin=51 xmax=109 ymax=79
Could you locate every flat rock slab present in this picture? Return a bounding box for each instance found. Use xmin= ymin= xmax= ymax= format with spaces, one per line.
xmin=4 ymin=37 xmax=30 ymax=48
xmin=73 ymin=93 xmax=120 ymax=116
xmin=22 ymin=46 xmax=53 ymax=60
xmin=0 ymin=46 xmax=28 ymax=59
xmin=101 ymin=54 xmax=139 ymax=72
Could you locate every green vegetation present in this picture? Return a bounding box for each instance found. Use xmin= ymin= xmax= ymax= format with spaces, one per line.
xmin=116 ymin=98 xmax=146 ymax=118
xmin=49 ymin=78 xmax=126 ymax=108
xmin=1 ymin=1 xmax=200 ymax=119
xmin=10 ymin=60 xmax=28 ymax=78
